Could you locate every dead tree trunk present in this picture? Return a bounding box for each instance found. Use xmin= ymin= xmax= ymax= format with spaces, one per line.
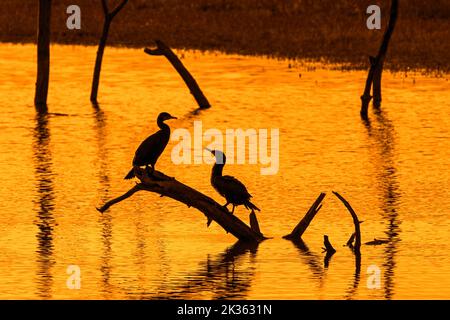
xmin=90 ymin=0 xmax=128 ymax=104
xmin=333 ymin=192 xmax=362 ymax=255
xmin=283 ymin=193 xmax=326 ymax=241
xmin=360 ymin=0 xmax=399 ymax=118
xmin=34 ymin=0 xmax=52 ymax=112
xmin=97 ymin=168 xmax=265 ymax=243
xmin=144 ymin=40 xmax=211 ymax=109
xmin=373 ymin=0 xmax=399 ymax=108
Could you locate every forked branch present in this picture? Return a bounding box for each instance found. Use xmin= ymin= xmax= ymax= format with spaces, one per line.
xmin=97 ymin=168 xmax=265 ymax=242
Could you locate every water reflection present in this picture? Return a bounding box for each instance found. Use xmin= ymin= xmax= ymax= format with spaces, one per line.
xmin=32 ymin=113 xmax=56 ymax=299
xmin=292 ymin=240 xmax=325 ymax=289
xmin=144 ymin=241 xmax=258 ymax=299
xmin=93 ymin=106 xmax=114 ymax=297
xmin=364 ymin=109 xmax=402 ymax=300
xmin=345 ymin=250 xmax=361 ymax=300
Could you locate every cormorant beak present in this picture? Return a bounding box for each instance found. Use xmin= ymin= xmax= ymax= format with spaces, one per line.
xmin=169 ymin=116 xmax=177 ymax=120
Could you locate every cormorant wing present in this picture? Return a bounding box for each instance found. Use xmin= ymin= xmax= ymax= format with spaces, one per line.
xmin=133 ymin=129 xmax=168 ymax=166
xmin=216 ymin=175 xmax=252 ymax=198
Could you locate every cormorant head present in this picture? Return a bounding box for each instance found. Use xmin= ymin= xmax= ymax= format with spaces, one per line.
xmin=158 ymin=112 xmax=177 ymax=122
xmin=205 ymin=148 xmax=226 ymax=165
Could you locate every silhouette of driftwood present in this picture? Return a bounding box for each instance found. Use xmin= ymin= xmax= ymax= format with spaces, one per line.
xmin=283 ymin=193 xmax=326 ymax=241
xmin=97 ymin=168 xmax=264 ymax=242
xmin=90 ymin=0 xmax=129 ymax=104
xmin=144 ymin=40 xmax=211 ymax=109
xmin=322 ymin=235 xmax=336 ymax=268
xmin=333 ymin=192 xmax=362 ymax=255
xmin=365 ymin=238 xmax=389 ymax=245
xmin=323 ymin=235 xmax=336 ymax=254
xmin=346 ymin=232 xmax=356 ymax=248
xmin=35 ymin=0 xmax=52 ymax=112
xmin=360 ymin=0 xmax=399 ymax=119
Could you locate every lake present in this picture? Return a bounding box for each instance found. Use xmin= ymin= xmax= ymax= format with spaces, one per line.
xmin=0 ymin=43 xmax=449 ymax=299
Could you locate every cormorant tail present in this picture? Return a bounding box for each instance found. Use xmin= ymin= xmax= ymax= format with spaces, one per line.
xmin=124 ymin=168 xmax=135 ymax=180
xmin=246 ymin=201 xmax=260 ymax=211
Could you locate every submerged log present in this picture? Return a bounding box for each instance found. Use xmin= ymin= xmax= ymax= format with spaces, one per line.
xmin=333 ymin=192 xmax=362 ymax=255
xmin=323 ymin=235 xmax=336 ymax=268
xmin=365 ymin=238 xmax=389 ymax=245
xmin=283 ymin=193 xmax=326 ymax=241
xmin=144 ymin=40 xmax=211 ymax=109
xmin=249 ymin=211 xmax=261 ymax=234
xmin=360 ymin=0 xmax=399 ymax=118
xmin=323 ymin=235 xmax=336 ymax=254
xmin=97 ymin=168 xmax=265 ymax=242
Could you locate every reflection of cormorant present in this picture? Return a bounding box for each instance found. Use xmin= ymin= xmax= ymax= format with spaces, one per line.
xmin=124 ymin=112 xmax=177 ymax=179
xmin=207 ymin=149 xmax=259 ymax=214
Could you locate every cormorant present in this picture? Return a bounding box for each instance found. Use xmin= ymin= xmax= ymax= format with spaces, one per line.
xmin=124 ymin=112 xmax=177 ymax=179
xmin=207 ymin=149 xmax=260 ymax=214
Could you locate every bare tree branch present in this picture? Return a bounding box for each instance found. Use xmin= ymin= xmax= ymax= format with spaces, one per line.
xmin=97 ymin=168 xmax=265 ymax=243
xmin=333 ymin=192 xmax=362 ymax=255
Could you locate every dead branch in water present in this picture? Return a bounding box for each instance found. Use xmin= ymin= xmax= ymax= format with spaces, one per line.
xmin=333 ymin=192 xmax=362 ymax=255
xmin=97 ymin=168 xmax=264 ymax=242
xmin=323 ymin=235 xmax=336 ymax=268
xmin=35 ymin=0 xmax=52 ymax=112
xmin=360 ymin=0 xmax=399 ymax=118
xmin=283 ymin=193 xmax=326 ymax=241
xmin=144 ymin=40 xmax=211 ymax=109
xmin=90 ymin=0 xmax=129 ymax=104
xmin=323 ymin=235 xmax=336 ymax=254
xmin=346 ymin=232 xmax=356 ymax=248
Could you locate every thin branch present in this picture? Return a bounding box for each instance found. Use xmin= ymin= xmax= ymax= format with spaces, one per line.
xmin=101 ymin=0 xmax=109 ymax=15
xmin=110 ymin=0 xmax=129 ymax=18
xmin=144 ymin=40 xmax=211 ymax=109
xmin=333 ymin=192 xmax=361 ymax=255
xmin=97 ymin=184 xmax=143 ymax=213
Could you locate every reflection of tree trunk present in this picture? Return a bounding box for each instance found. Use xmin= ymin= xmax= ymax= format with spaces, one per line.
xmin=144 ymin=40 xmax=211 ymax=109
xmin=90 ymin=0 xmax=129 ymax=104
xmin=364 ymin=109 xmax=401 ymax=300
xmin=93 ymin=107 xmax=113 ymax=297
xmin=33 ymin=113 xmax=56 ymax=299
xmin=34 ymin=0 xmax=52 ymax=112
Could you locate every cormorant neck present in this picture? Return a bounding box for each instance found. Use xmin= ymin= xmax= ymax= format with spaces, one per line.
xmin=157 ymin=119 xmax=170 ymax=130
xmin=211 ymin=161 xmax=225 ymax=179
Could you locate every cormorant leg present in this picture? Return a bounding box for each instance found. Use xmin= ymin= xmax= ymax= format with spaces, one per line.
xmin=231 ymin=205 xmax=235 ymax=215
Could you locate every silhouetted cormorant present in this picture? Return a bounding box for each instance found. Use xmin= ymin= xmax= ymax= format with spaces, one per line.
xmin=207 ymin=149 xmax=260 ymax=214
xmin=124 ymin=112 xmax=177 ymax=179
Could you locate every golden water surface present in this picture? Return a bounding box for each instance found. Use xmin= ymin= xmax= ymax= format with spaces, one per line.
xmin=0 ymin=44 xmax=449 ymax=299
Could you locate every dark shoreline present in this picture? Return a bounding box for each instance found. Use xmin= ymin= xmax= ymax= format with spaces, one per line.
xmin=1 ymin=0 xmax=449 ymax=73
